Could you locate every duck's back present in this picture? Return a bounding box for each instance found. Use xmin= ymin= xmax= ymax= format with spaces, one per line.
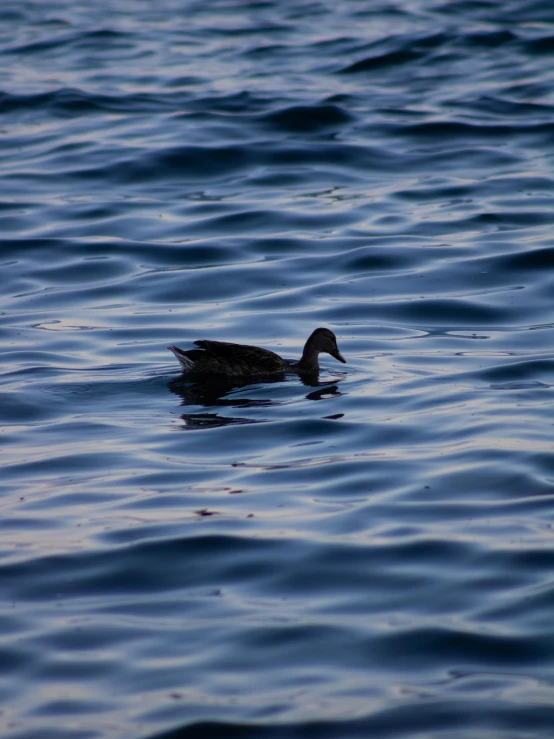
xmin=192 ymin=339 xmax=290 ymax=376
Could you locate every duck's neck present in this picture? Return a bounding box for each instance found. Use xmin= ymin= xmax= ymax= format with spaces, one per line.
xmin=295 ymin=342 xmax=319 ymax=372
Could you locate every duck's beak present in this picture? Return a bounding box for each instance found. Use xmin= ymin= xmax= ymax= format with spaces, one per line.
xmin=332 ymin=349 xmax=346 ymax=364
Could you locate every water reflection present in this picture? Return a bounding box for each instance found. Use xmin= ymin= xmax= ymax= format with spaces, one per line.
xmin=168 ymin=374 xmax=344 ymax=429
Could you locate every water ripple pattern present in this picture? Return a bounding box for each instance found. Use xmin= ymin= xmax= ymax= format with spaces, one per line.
xmin=2 ymin=1 xmax=554 ymax=738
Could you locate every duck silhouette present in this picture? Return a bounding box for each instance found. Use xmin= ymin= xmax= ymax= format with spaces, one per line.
xmin=168 ymin=327 xmax=346 ymax=377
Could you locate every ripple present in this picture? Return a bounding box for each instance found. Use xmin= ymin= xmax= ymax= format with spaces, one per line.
xmin=261 ymin=104 xmax=353 ymax=132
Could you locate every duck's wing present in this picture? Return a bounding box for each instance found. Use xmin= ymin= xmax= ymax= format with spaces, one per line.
xmin=194 ymin=340 xmax=287 ymax=371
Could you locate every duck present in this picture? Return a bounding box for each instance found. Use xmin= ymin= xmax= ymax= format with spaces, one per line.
xmin=167 ymin=327 xmax=346 ymax=377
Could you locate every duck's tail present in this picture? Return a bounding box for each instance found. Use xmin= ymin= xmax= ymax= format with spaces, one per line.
xmin=167 ymin=345 xmax=195 ymax=372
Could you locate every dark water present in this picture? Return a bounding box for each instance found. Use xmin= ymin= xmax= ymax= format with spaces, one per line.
xmin=2 ymin=1 xmax=554 ymax=737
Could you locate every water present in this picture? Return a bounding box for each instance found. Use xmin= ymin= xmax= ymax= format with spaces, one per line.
xmin=2 ymin=1 xmax=554 ymax=737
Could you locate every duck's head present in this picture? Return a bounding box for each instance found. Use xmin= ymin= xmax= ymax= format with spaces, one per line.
xmin=306 ymin=327 xmax=346 ymax=364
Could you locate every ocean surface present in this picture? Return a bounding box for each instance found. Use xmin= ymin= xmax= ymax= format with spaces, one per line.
xmin=2 ymin=1 xmax=554 ymax=737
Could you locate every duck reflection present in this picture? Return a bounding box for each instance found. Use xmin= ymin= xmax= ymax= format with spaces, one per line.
xmin=168 ymin=373 xmax=344 ymax=430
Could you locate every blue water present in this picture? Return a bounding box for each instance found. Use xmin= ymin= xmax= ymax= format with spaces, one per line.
xmin=2 ymin=1 xmax=554 ymax=737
